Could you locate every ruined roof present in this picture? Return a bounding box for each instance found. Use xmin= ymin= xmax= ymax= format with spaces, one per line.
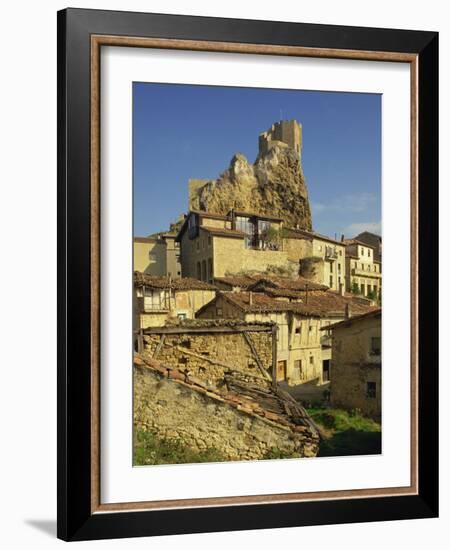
xmin=134 ymin=272 xmax=216 ymax=291
xmin=203 ymin=290 xmax=377 ymax=318
xmin=248 ymin=275 xmax=329 ymax=292
xmin=199 ymin=226 xmax=245 ymax=239
xmin=283 ymin=227 xmax=345 ymax=246
xmin=321 ymin=308 xmax=381 ymax=331
xmin=133 ymin=352 xmax=319 ymax=436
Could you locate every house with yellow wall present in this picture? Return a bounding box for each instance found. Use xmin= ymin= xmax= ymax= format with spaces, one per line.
xmin=282 ymin=228 xmax=346 ymax=292
xmin=343 ymin=239 xmax=382 ymax=299
xmin=134 ymin=234 xmax=181 ymax=278
xmin=134 ymin=272 xmax=216 ymax=330
xmin=323 ymin=309 xmax=382 ymax=418
xmin=196 ymin=281 xmax=376 ymax=386
xmin=176 ymin=210 xmax=291 ymax=281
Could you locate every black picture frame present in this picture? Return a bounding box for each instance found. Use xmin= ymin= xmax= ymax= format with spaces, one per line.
xmin=57 ymin=7 xmax=438 ymax=541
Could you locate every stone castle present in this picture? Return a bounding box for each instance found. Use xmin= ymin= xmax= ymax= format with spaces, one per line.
xmin=188 ymin=120 xmax=312 ymax=231
xmin=258 ymin=119 xmax=302 ymax=158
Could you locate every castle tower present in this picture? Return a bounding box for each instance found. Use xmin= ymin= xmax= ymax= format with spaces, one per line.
xmin=258 ymin=120 xmax=302 ymax=158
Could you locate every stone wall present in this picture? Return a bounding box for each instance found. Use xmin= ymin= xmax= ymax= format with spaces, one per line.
xmin=134 ymin=364 xmax=319 ymax=461
xmin=213 ymin=236 xmax=289 ymax=277
xmin=142 ymin=330 xmax=273 ymax=386
xmin=330 ymin=314 xmax=382 ymax=418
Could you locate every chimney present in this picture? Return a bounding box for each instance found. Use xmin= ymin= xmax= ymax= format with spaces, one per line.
xmin=339 ymin=282 xmax=345 ymax=296
xmin=341 ymin=234 xmax=345 ymax=242
xmin=345 ymin=303 xmax=352 ymax=319
xmin=249 ymin=291 xmax=253 ymax=306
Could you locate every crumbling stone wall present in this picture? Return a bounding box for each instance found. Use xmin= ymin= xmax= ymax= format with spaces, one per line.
xmin=134 ymin=365 xmax=318 ymax=460
xmin=143 ymin=330 xmax=272 ymax=386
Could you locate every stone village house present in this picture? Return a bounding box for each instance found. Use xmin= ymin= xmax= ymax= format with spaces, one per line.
xmin=343 ymin=239 xmax=382 ymax=299
xmin=134 ymin=233 xmax=181 ymax=278
xmin=196 ymin=278 xmax=376 ymax=386
xmin=322 ymin=309 xmax=382 ymax=418
xmin=176 ymin=209 xmax=352 ymax=293
xmin=176 ymin=209 xmax=290 ymax=282
xmin=133 ymin=272 xmax=216 ymax=330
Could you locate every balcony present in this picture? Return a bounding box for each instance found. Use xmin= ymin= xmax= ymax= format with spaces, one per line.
xmin=351 ymin=268 xmax=382 ymax=278
xmin=325 ymin=246 xmax=338 ymax=260
xmin=245 ymin=236 xmax=283 ymax=251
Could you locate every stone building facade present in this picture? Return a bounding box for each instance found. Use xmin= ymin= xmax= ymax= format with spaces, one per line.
xmin=324 ymin=309 xmax=382 ymax=418
xmin=134 ymin=353 xmax=320 ymax=461
xmin=196 ymin=281 xmax=376 ymax=386
xmin=141 ymin=321 xmax=274 ymax=387
xmin=134 ymin=234 xmax=181 ymax=278
xmin=177 ymin=210 xmax=290 ymax=281
xmin=133 ymin=272 xmax=216 ymax=330
xmin=283 ymin=228 xmax=346 ymax=292
xmin=343 ymin=239 xmax=382 ymax=299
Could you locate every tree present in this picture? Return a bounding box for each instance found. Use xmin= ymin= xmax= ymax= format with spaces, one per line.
xmin=351 ymin=281 xmax=360 ymax=295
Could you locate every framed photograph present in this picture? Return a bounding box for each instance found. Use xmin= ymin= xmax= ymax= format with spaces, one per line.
xmin=57 ymin=8 xmax=438 ymax=541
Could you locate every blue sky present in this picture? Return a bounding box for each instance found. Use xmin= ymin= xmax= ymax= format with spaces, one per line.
xmin=133 ymin=83 xmax=381 ymax=239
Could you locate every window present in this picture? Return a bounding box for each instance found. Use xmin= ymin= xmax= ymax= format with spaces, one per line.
xmin=361 ymin=247 xmax=364 ymax=255
xmin=329 ymin=275 xmax=333 ymax=287
xmin=309 ymin=325 xmax=313 ymax=333
xmin=338 ymin=263 xmax=341 ymax=273
xmin=366 ymin=382 xmax=377 ymax=398
xmin=368 ymin=249 xmax=371 ymax=257
xmin=371 ymin=336 xmax=381 ymax=355
xmin=216 ymin=307 xmax=223 ymax=317
xmin=339 ymin=250 xmax=342 ymax=256
xmin=360 ymin=283 xmax=365 ymax=295
xmin=208 ymin=235 xmax=211 ymax=246
xmin=295 ymin=324 xmax=302 ymax=335
xmin=309 ymin=356 xmax=314 ymax=365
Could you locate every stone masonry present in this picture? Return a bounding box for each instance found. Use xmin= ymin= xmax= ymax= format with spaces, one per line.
xmin=134 ymin=353 xmax=320 ymax=461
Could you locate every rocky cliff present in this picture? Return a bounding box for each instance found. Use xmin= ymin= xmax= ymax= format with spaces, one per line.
xmin=188 ymin=123 xmax=312 ymax=230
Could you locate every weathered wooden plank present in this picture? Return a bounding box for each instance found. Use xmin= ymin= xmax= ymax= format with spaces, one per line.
xmin=143 ymin=324 xmax=273 ymax=335
xmin=242 ymin=332 xmax=272 ymax=381
xmin=152 ymin=334 xmax=166 ymax=359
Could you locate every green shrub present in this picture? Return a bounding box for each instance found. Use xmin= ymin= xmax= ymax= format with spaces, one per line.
xmin=134 ymin=429 xmax=224 ymax=466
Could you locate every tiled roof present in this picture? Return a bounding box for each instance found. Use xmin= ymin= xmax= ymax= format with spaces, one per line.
xmin=213 ymin=276 xmax=258 ymax=289
xmin=321 ymin=308 xmax=381 ymax=330
xmin=283 ymin=227 xmax=345 ymax=246
xmin=199 ymin=226 xmax=245 ymax=239
xmin=134 ymin=272 xmax=217 ymax=291
xmin=134 ymin=236 xmax=159 ymax=243
xmin=133 ymin=352 xmax=319 ymax=436
xmin=248 ymin=276 xmax=329 ymax=292
xmin=230 ymin=210 xmax=282 ymax=222
xmin=343 ymin=238 xmax=375 ymax=249
xmin=219 ymin=290 xmax=377 ymax=318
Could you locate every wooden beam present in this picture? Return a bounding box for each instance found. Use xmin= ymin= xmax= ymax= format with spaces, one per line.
xmin=242 ymin=332 xmax=272 ymax=381
xmin=272 ymin=325 xmax=278 ymax=389
xmin=152 ymin=334 xmax=166 ymax=359
xmin=143 ymin=324 xmax=273 ymax=335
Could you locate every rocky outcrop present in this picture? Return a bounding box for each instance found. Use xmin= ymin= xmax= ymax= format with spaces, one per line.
xmin=188 ymin=122 xmax=312 ymax=230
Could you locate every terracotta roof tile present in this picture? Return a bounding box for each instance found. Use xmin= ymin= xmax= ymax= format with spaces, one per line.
xmin=134 ymin=272 xmax=217 ymax=291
